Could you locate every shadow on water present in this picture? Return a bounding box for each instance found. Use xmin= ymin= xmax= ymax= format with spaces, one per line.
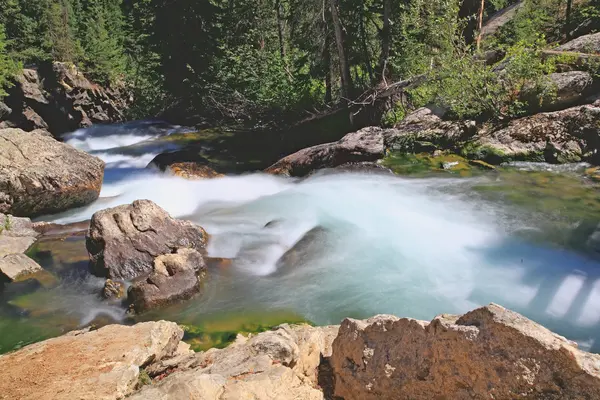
xmin=467 ymin=237 xmax=600 ymax=352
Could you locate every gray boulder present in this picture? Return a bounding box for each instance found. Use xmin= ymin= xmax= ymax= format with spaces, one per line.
xmin=385 ymin=107 xmax=477 ymax=153
xmin=265 ymin=126 xmax=387 ymax=177
xmin=523 ymin=71 xmax=595 ymax=111
xmin=87 ymin=200 xmax=207 ymax=280
xmin=557 ymin=32 xmax=600 ymax=54
xmin=0 ymin=128 xmax=104 ymax=217
xmin=128 ymin=248 xmax=207 ymax=312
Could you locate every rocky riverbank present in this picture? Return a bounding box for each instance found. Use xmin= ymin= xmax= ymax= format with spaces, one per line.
xmin=0 ymin=303 xmax=598 ymax=400
xmin=0 ymin=62 xmax=127 ymax=137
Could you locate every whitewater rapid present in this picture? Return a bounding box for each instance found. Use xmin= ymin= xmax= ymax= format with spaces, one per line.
xmin=47 ymin=123 xmax=600 ymax=351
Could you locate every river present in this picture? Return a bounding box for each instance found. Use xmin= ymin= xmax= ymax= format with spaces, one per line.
xmin=2 ymin=121 xmax=600 ymax=353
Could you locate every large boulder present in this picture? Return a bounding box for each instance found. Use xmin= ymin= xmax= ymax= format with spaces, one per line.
xmin=128 ymin=248 xmax=207 ymax=312
xmin=477 ymin=101 xmax=600 ymax=163
xmin=86 ymin=200 xmax=207 ymax=280
xmin=1 ymin=62 xmax=127 ymax=136
xmin=265 ymin=126 xmax=387 ymax=177
xmin=330 ymin=304 xmax=600 ymax=400
xmin=385 ymin=107 xmax=477 ymax=153
xmin=557 ymin=32 xmax=600 ymax=54
xmin=129 ymin=324 xmax=339 ymax=400
xmin=0 ymin=321 xmax=185 ymax=400
xmin=0 ymin=129 xmax=104 ymax=217
xmin=0 ymin=253 xmax=43 ymax=282
xmin=523 ymin=71 xmax=596 ymax=111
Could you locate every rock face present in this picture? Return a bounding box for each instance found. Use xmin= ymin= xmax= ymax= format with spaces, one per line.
xmin=265 ymin=126 xmax=387 ymax=177
xmin=129 ymin=323 xmax=340 ymax=400
xmin=0 ymin=321 xmax=184 ymax=400
xmin=87 ymin=200 xmax=207 ymax=280
xmin=0 ymin=128 xmax=105 ymax=217
xmin=330 ymin=303 xmax=600 ymax=400
xmin=128 ymin=248 xmax=207 ymax=312
xmin=0 ymin=253 xmax=43 ymax=282
xmin=0 ymin=62 xmax=127 ymax=137
xmin=557 ymin=32 xmax=600 ymax=54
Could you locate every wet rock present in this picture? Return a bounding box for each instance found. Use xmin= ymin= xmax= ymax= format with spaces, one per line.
xmin=102 ymin=279 xmax=125 ymax=299
xmin=0 ymin=128 xmax=105 ymax=217
xmin=1 ymin=62 xmax=127 ymax=137
xmin=128 ymin=248 xmax=207 ymax=312
xmin=148 ymin=150 xmax=224 ymax=180
xmin=310 ymin=161 xmax=394 ymax=177
xmin=556 ymin=32 xmax=600 ymax=54
xmin=0 ymin=321 xmax=184 ymax=400
xmin=330 ymin=303 xmax=600 ymax=400
xmin=129 ymin=324 xmax=339 ymax=400
xmin=0 ymin=253 xmax=43 ymax=282
xmin=87 ymin=200 xmax=207 ymax=280
xmin=166 ymin=162 xmax=224 ymax=180
xmin=265 ymin=126 xmax=387 ymax=177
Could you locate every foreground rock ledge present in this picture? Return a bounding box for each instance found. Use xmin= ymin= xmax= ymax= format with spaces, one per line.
xmin=331 ymin=303 xmax=600 ymax=400
xmin=1 ymin=304 xmax=599 ymax=400
xmin=0 ymin=321 xmax=183 ymax=400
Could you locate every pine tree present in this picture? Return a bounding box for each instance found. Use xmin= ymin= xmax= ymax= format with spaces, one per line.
xmin=0 ymin=23 xmax=18 ymax=98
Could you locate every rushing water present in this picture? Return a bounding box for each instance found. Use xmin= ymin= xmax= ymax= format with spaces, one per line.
xmin=2 ymin=122 xmax=600 ymax=353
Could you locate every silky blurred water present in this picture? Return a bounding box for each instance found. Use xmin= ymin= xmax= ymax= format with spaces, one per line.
xmin=2 ymin=122 xmax=600 ymax=353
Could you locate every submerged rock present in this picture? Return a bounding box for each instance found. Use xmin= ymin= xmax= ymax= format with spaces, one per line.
xmin=0 ymin=253 xmax=43 ymax=282
xmin=0 ymin=128 xmax=105 ymax=217
xmin=148 ymin=150 xmax=223 ymax=180
xmin=0 ymin=321 xmax=184 ymax=400
xmin=128 ymin=248 xmax=207 ymax=313
xmin=265 ymin=126 xmax=387 ymax=177
xmin=87 ymin=200 xmax=207 ymax=280
xmin=102 ymin=279 xmax=125 ymax=299
xmin=330 ymin=303 xmax=600 ymax=400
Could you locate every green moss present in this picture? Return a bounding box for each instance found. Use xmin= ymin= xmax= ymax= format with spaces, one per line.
xmin=179 ymin=310 xmax=309 ymax=352
xmin=381 ymin=152 xmax=473 ymax=176
xmin=137 ymin=370 xmax=152 ymax=387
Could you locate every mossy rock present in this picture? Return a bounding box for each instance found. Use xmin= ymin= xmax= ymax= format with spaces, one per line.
xmin=381 ymin=152 xmax=472 ymax=176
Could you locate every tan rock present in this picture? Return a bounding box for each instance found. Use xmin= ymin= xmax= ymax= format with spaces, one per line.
xmin=0 ymin=253 xmax=43 ymax=281
xmin=0 ymin=321 xmax=184 ymax=400
xmin=0 ymin=129 xmax=105 ymax=217
xmin=130 ymin=324 xmax=338 ymax=400
xmin=330 ymin=303 xmax=600 ymax=400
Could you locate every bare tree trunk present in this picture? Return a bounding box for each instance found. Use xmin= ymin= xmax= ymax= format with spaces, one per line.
xmin=359 ymin=12 xmax=374 ymax=83
xmin=324 ymin=25 xmax=333 ymax=103
xmin=378 ymin=0 xmax=391 ymax=82
xmin=565 ymin=0 xmax=573 ymax=39
xmin=329 ymin=0 xmax=353 ymax=100
xmin=276 ymin=0 xmax=286 ymax=59
xmin=476 ymin=0 xmax=485 ymax=50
